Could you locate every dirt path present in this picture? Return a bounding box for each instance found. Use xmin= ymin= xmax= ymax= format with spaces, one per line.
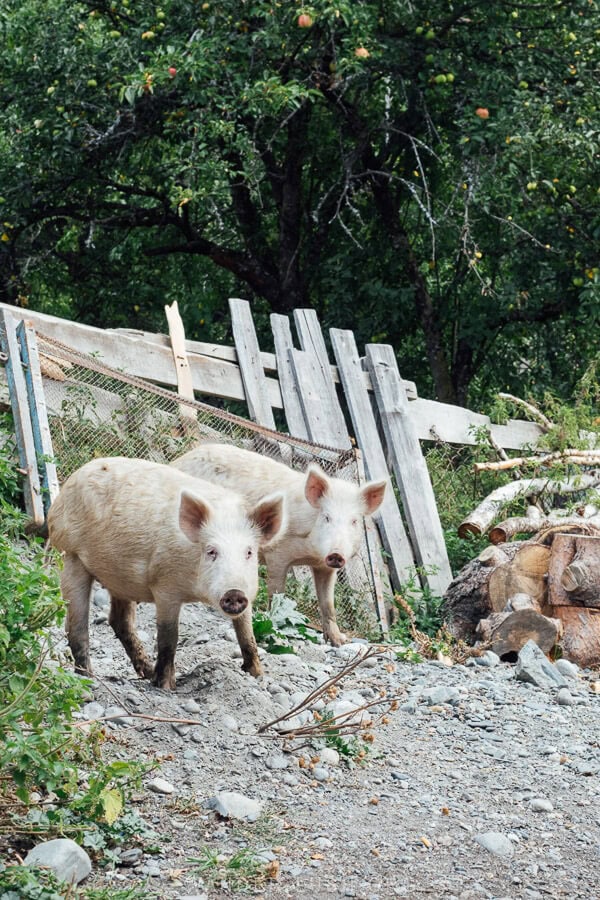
xmin=71 ymin=599 xmax=600 ymax=900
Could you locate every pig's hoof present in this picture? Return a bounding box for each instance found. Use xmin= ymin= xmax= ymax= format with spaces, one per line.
xmin=151 ymin=670 xmax=176 ymax=691
xmin=242 ymin=659 xmax=263 ymax=678
xmin=324 ymin=628 xmax=346 ymax=647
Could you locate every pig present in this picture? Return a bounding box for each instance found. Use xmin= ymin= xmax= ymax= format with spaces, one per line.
xmin=47 ymin=456 xmax=284 ymax=689
xmin=170 ymin=444 xmax=387 ymax=646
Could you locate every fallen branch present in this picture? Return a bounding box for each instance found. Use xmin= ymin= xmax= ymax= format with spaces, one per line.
xmin=475 ymin=450 xmax=600 ymax=473
xmin=458 ymin=474 xmax=600 ymax=538
xmin=489 ymin=514 xmax=600 ymax=544
xmin=497 ymin=393 xmax=553 ymax=431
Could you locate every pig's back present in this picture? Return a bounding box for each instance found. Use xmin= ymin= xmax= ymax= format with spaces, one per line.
xmin=171 ymin=443 xmax=301 ymax=504
xmin=48 ymin=456 xmax=243 ymax=555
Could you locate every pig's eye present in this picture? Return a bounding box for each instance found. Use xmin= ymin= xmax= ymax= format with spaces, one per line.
xmin=352 ymin=518 xmax=358 ymax=527
xmin=246 ymin=548 xmax=253 ymax=560
xmin=324 ymin=514 xmax=332 ymax=524
xmin=207 ymin=547 xmax=218 ymax=561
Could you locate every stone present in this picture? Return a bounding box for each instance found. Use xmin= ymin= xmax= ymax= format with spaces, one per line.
xmin=25 ymin=838 xmax=92 ymax=885
xmin=205 ymin=791 xmax=264 ymax=822
xmin=473 ymin=832 xmax=514 ymax=859
xmin=312 ymin=766 xmax=329 ymax=782
xmin=104 ymin=705 xmax=134 ymax=726
xmin=474 ymin=651 xmax=501 ymax=668
xmin=182 ymin=699 xmax=202 ymax=714
xmin=515 ymin=641 xmax=567 ymax=690
xmin=557 ymin=688 xmax=576 ymax=706
xmin=92 ymin=587 xmax=110 ymax=609
xmin=555 ymin=659 xmax=579 ymax=679
xmin=319 ymin=748 xmax=340 ymax=767
xmin=82 ymin=701 xmax=105 ymax=720
xmin=530 ymin=798 xmax=554 ymax=812
xmin=147 ymin=777 xmax=175 ymax=795
xmin=221 ymin=714 xmax=239 ymax=732
xmin=265 ymin=753 xmax=290 ymax=770
xmin=422 ymin=686 xmax=461 ymax=706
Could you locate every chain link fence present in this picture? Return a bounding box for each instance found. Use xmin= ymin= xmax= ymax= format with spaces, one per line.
xmin=36 ymin=331 xmax=382 ymax=638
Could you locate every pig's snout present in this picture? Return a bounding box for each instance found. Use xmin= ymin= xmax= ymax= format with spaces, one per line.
xmin=326 ymin=553 xmax=346 ymax=569
xmin=220 ymin=590 xmax=248 ymax=617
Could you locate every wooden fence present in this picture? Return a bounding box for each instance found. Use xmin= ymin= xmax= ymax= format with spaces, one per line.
xmin=0 ymin=299 xmax=546 ymax=606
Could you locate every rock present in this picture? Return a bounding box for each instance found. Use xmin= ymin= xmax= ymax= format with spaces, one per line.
xmin=221 ymin=715 xmax=239 ymax=732
xmin=473 ymin=832 xmax=515 ymax=858
xmin=314 ymin=836 xmax=333 ymax=850
xmin=118 ymin=848 xmax=143 ymax=866
xmin=515 ymin=641 xmax=567 ymax=690
xmin=25 ymin=838 xmax=92 ymax=885
xmin=147 ymin=777 xmax=175 ymax=795
xmin=421 ymin=686 xmax=460 ymax=706
xmin=182 ymin=699 xmax=202 ymax=714
xmin=555 ymin=659 xmax=579 ymax=679
xmin=104 ymin=705 xmax=134 ymax=727
xmin=82 ymin=701 xmax=105 ymax=720
xmin=92 ymin=587 xmax=110 ymax=609
xmin=530 ymin=798 xmax=554 ymax=812
xmin=312 ymin=766 xmax=329 ymax=782
xmin=474 ymin=650 xmax=500 ymax=667
xmin=557 ymin=688 xmax=576 ymax=706
xmin=205 ymin=791 xmax=263 ymax=822
xmin=319 ymin=747 xmax=340 ymax=767
xmin=265 ymin=753 xmax=290 ymax=770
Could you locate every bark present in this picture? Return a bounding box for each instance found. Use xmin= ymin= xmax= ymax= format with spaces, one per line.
xmin=553 ymin=607 xmax=600 ymax=669
xmin=477 ymin=608 xmax=562 ymax=657
xmin=458 ymin=474 xmax=600 ymax=539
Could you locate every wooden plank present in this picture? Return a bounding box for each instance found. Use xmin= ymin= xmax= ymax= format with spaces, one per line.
xmin=293 ymin=309 xmax=351 ymax=449
xmin=270 ymin=314 xmax=308 ymax=440
xmin=365 ymin=343 xmax=453 ymax=597
xmin=229 ymin=298 xmax=277 ymax=429
xmin=0 ymin=303 xmax=283 ymax=410
xmin=408 ymin=396 xmax=544 ymax=449
xmin=330 ymin=329 xmax=416 ymax=589
xmin=289 ymin=348 xmax=339 ymax=447
xmin=0 ymin=311 xmax=45 ymax=527
xmin=113 ymin=326 xmax=418 ymax=399
xmin=354 ymin=448 xmax=389 ymax=633
xmin=16 ymin=321 xmax=60 ymax=513
xmin=164 ymin=301 xmax=199 ymax=429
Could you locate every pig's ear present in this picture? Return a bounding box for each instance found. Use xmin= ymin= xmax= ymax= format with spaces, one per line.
xmin=361 ymin=479 xmax=387 ymax=515
xmin=305 ymin=466 xmax=329 ymax=509
xmin=250 ymin=492 xmax=284 ymax=544
xmin=179 ymin=491 xmax=212 ymax=543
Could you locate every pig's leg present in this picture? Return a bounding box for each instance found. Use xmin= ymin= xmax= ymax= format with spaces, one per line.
xmin=152 ymin=599 xmax=180 ymax=691
xmin=265 ymin=556 xmax=288 ymax=599
xmin=233 ymin=608 xmax=263 ymax=677
xmin=63 ymin=553 xmax=94 ymax=676
xmin=109 ymin=597 xmax=154 ymax=680
xmin=312 ymin=566 xmax=345 ymax=647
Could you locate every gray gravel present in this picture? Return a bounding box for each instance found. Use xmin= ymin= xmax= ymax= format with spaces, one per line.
xmin=54 ymin=598 xmax=600 ymax=899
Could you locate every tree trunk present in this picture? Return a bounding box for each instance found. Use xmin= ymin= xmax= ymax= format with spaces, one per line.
xmin=547 ymin=534 xmax=600 ymax=607
xmin=477 ymin=608 xmax=562 ymax=657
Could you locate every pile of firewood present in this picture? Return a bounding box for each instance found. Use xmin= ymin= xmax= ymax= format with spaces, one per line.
xmin=443 ymin=394 xmax=600 ymax=667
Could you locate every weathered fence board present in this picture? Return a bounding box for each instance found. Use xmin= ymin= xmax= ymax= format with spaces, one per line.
xmin=408 ymin=396 xmax=543 ymax=449
xmin=0 ymin=304 xmax=283 ymax=410
xmin=330 ymin=328 xmax=415 ymax=587
xmin=0 ymin=311 xmax=45 ymax=527
xmin=366 ymin=344 xmax=453 ymax=596
xmin=270 ymin=314 xmax=309 ymax=440
xmin=293 ymin=309 xmax=350 ymax=450
xmin=289 ymin=348 xmax=344 ymax=448
xmin=229 ymin=298 xmax=277 ymax=429
xmin=16 ymin=321 xmax=60 ymax=514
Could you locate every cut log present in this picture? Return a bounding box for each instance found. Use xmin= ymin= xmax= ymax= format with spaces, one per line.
xmin=554 ymin=607 xmax=600 ymax=669
xmin=487 ymin=542 xmax=550 ymax=612
xmin=458 ymin=474 xmax=600 ymax=539
xmin=477 ymin=545 xmax=510 ymax=568
xmin=477 ymin=608 xmax=562 ymax=658
xmin=443 ymin=542 xmax=522 ymax=641
xmin=547 ymin=533 xmax=598 ymax=606
xmin=491 ymin=514 xmax=600 ymax=544
xmin=558 ymin=535 xmax=600 ymax=607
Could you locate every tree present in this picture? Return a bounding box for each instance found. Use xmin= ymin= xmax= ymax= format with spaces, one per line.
xmin=0 ymin=0 xmax=598 ymax=404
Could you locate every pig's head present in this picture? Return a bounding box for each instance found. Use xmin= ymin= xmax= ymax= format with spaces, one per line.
xmin=304 ymin=466 xmax=387 ymax=570
xmin=178 ymin=489 xmax=284 ymax=617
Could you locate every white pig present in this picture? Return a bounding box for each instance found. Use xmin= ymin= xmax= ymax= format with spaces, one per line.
xmin=170 ymin=444 xmax=386 ymax=646
xmin=47 ymin=457 xmax=283 ymax=689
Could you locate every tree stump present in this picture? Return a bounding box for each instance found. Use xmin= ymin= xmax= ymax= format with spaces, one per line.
xmin=553 ymin=607 xmax=600 ymax=668
xmin=476 ymin=608 xmax=562 ymax=657
xmin=547 ymin=534 xmax=600 ymax=607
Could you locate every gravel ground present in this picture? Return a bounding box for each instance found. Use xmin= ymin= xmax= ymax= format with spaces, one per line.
xmin=58 ymin=591 xmax=600 ymax=900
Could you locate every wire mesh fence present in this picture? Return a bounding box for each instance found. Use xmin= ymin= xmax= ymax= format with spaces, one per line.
xmin=36 ymin=331 xmax=382 ymax=638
